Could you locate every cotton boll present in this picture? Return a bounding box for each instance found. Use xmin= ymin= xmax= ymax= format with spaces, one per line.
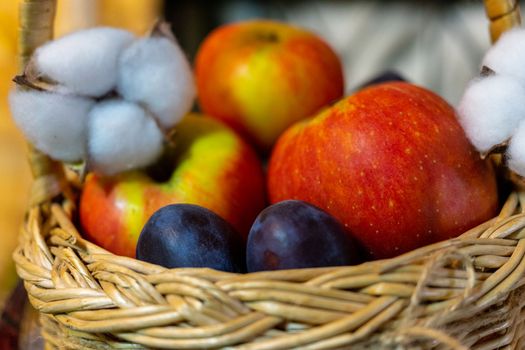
xmin=33 ymin=27 xmax=134 ymax=97
xmin=457 ymin=75 xmax=525 ymax=153
xmin=507 ymin=120 xmax=525 ymax=177
xmin=9 ymin=89 xmax=93 ymax=162
xmin=117 ymin=36 xmax=196 ymax=130
xmin=482 ymin=28 xmax=525 ymax=82
xmin=87 ymin=99 xmax=164 ymax=175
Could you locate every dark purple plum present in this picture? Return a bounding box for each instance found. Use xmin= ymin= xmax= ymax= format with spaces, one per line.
xmin=136 ymin=204 xmax=245 ymax=272
xmin=359 ymin=70 xmax=406 ymax=89
xmin=246 ymin=200 xmax=362 ymax=272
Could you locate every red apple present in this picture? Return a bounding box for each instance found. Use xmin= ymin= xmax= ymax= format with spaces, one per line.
xmin=195 ymin=19 xmax=344 ymax=152
xmin=268 ymin=82 xmax=499 ymax=259
xmin=80 ymin=114 xmax=266 ymax=257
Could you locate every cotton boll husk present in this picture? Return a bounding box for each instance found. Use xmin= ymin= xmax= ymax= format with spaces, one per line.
xmin=34 ymin=27 xmax=134 ymax=97
xmin=117 ymin=36 xmax=196 ymax=130
xmin=457 ymin=74 xmax=525 ymax=153
xmin=87 ymin=99 xmax=164 ymax=175
xmin=8 ymin=89 xmax=93 ymax=162
xmin=482 ymin=28 xmax=525 ymax=81
xmin=507 ymin=120 xmax=525 ymax=177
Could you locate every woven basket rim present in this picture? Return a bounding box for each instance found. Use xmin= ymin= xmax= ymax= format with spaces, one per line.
xmin=14 ymin=189 xmax=525 ymax=349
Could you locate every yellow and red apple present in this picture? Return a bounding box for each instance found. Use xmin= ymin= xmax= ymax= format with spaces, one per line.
xmin=80 ymin=114 xmax=266 ymax=257
xmin=268 ymin=82 xmax=499 ymax=259
xmin=195 ymin=19 xmax=344 ymax=152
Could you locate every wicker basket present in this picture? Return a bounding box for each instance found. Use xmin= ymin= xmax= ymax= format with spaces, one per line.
xmin=13 ymin=0 xmax=525 ymax=349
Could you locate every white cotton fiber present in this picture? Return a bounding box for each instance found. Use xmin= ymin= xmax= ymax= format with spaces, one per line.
xmin=507 ymin=120 xmax=525 ymax=177
xmin=9 ymin=89 xmax=93 ymax=162
xmin=117 ymin=36 xmax=196 ymax=130
xmin=87 ymin=99 xmax=164 ymax=175
xmin=482 ymin=28 xmax=525 ymax=81
xmin=34 ymin=27 xmax=134 ymax=97
xmin=457 ymin=75 xmax=525 ymax=153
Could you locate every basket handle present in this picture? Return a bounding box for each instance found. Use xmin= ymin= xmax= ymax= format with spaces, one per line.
xmin=18 ymin=0 xmax=66 ymax=205
xmin=484 ymin=0 xmax=522 ymax=42
xmin=15 ymin=0 xmax=522 ymax=204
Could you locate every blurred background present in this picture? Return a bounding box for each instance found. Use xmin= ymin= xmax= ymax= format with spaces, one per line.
xmin=0 ymin=0 xmax=516 ymax=347
xmin=168 ymin=0 xmax=493 ymax=104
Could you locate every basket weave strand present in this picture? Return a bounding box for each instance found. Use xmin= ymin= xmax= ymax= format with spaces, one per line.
xmin=484 ymin=0 xmax=521 ymax=41
xmin=13 ymin=0 xmax=525 ymax=349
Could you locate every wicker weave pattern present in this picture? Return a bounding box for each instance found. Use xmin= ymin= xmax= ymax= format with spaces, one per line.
xmin=12 ymin=0 xmax=525 ymax=349
xmin=12 ymin=190 xmax=525 ymax=349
